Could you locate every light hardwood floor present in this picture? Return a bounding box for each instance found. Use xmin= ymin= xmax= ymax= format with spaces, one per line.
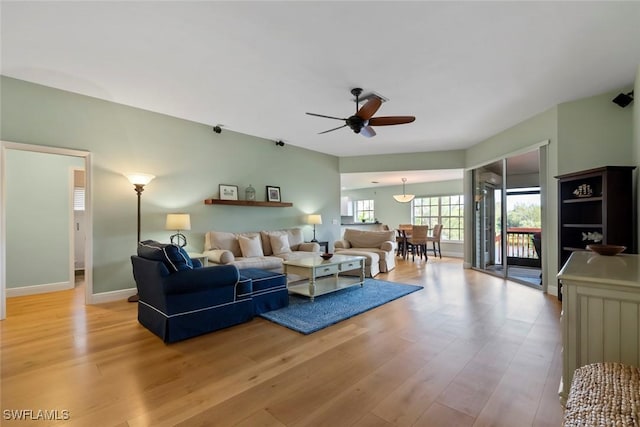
xmin=1 ymin=257 xmax=563 ymax=426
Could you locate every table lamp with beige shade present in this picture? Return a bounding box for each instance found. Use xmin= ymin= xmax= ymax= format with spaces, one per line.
xmin=166 ymin=213 xmax=191 ymax=247
xmin=307 ymin=214 xmax=322 ymax=242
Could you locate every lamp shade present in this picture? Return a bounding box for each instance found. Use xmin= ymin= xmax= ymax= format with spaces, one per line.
xmin=393 ymin=178 xmax=415 ymax=203
xmin=165 ymin=213 xmax=191 ymax=231
xmin=307 ymin=214 xmax=322 ymax=225
xmin=125 ymin=172 xmax=155 ymax=186
xmin=393 ymin=194 xmax=415 ymax=203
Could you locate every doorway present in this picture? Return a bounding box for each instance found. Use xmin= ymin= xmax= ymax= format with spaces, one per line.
xmin=472 ymin=148 xmax=543 ymax=288
xmin=0 ymin=141 xmax=92 ymax=320
xmin=73 ymin=169 xmax=86 ymax=273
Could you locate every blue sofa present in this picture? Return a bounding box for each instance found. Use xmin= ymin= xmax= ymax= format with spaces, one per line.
xmin=238 ymin=268 xmax=288 ymax=314
xmin=131 ymin=241 xmax=288 ymax=343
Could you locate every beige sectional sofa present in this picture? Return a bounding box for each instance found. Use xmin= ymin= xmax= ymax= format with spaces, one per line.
xmin=334 ymin=228 xmax=396 ymax=276
xmin=203 ymin=228 xmax=320 ymax=271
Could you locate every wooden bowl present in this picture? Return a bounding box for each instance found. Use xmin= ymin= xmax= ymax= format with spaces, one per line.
xmin=586 ymin=244 xmax=626 ymax=256
xmin=320 ymin=253 xmax=333 ymax=260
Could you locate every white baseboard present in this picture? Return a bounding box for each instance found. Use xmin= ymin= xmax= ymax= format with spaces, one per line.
xmin=90 ymin=287 xmax=137 ymax=304
xmin=6 ymin=281 xmax=72 ymax=297
xmin=546 ymin=283 xmax=559 ymax=297
xmin=440 ymin=251 xmax=463 ymax=259
xmin=462 ymin=262 xmax=472 ymax=269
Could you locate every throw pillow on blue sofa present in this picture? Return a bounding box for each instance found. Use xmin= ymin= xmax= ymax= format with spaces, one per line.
xmin=138 ymin=240 xmax=193 ymax=272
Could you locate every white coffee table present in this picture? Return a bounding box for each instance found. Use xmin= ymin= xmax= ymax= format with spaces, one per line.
xmin=282 ymin=254 xmax=366 ymax=301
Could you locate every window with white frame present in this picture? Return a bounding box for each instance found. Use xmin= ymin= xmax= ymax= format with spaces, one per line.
xmin=412 ymin=195 xmax=464 ymax=241
xmin=354 ymin=199 xmax=375 ymax=222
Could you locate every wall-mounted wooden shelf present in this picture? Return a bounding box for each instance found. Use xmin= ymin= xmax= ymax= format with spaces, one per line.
xmin=204 ymin=199 xmax=293 ymax=208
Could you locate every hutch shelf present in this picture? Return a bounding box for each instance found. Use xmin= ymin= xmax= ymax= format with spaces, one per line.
xmin=556 ymin=166 xmax=636 ymax=298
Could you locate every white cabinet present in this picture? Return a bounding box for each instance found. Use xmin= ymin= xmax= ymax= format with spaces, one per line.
xmin=557 ymin=251 xmax=640 ymax=404
xmin=340 ymin=196 xmax=353 ymax=216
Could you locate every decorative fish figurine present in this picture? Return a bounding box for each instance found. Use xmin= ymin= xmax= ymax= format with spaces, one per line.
xmin=582 ymin=231 xmax=603 ymax=242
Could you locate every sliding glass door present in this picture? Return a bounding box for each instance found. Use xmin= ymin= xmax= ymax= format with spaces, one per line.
xmin=473 ymin=160 xmax=504 ymax=274
xmin=472 ymin=149 xmax=542 ymax=288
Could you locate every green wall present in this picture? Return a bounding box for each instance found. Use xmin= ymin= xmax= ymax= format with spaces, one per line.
xmin=1 ymin=76 xmax=341 ymax=295
xmin=339 ymin=150 xmax=465 ymax=173
xmin=558 ymin=89 xmax=634 ymax=175
xmin=5 ymin=150 xmax=83 ymax=288
xmin=464 ymin=106 xmax=558 ymax=170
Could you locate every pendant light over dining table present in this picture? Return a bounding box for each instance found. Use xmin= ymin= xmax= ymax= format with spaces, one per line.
xmin=393 ymin=178 xmax=415 ymax=203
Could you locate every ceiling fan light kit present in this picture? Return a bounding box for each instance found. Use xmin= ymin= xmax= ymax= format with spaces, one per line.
xmin=393 ymin=178 xmax=415 ymax=203
xmin=306 ymin=87 xmax=415 ymax=138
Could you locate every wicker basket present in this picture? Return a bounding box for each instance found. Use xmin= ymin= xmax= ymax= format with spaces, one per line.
xmin=564 ymin=362 xmax=640 ymax=426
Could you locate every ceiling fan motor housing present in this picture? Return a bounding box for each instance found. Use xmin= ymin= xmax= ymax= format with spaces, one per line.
xmin=347 ymin=116 xmax=365 ymax=133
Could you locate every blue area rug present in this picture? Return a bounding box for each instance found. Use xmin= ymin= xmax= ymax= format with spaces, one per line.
xmin=259 ymin=279 xmax=423 ymax=334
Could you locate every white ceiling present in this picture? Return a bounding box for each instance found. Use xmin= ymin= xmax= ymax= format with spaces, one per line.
xmin=1 ymin=1 xmax=638 ymax=164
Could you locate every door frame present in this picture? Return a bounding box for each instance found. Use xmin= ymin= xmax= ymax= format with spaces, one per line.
xmin=0 ymin=141 xmax=93 ymax=320
xmin=467 ymin=140 xmax=549 ymax=292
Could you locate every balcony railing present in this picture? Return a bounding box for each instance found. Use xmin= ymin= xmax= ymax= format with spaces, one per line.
xmin=496 ymin=227 xmax=541 ymax=267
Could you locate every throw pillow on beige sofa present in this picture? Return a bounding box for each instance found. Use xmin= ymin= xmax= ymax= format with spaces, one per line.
xmin=238 ymin=234 xmax=264 ymax=258
xmin=203 ymin=228 xmax=319 ymax=272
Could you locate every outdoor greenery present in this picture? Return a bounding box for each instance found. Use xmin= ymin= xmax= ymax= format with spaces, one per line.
xmin=507 ymin=202 xmax=542 ymax=228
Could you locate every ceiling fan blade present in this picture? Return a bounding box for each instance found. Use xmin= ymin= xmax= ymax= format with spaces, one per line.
xmin=306 ymin=112 xmax=346 ymax=121
xmin=360 ymin=126 xmax=376 ymax=138
xmin=355 ymin=97 xmax=382 ymax=120
xmin=318 ymin=124 xmax=348 ymax=134
xmin=368 ymin=116 xmax=416 ymax=126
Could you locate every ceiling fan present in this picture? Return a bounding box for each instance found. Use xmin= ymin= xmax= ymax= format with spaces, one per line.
xmin=306 ymin=88 xmax=416 ymax=138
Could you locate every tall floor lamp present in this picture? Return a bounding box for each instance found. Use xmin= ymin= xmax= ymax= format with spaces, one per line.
xmin=125 ymin=172 xmax=155 ymax=302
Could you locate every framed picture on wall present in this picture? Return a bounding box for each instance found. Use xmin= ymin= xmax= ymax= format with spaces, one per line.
xmin=219 ymin=184 xmax=238 ymax=200
xmin=266 ymin=186 xmax=281 ymax=202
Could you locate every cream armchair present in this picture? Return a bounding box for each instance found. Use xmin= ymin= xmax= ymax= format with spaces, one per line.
xmin=334 ymin=228 xmax=396 ymax=273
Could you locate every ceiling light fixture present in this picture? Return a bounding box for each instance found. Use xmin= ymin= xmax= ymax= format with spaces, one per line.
xmin=393 ymin=178 xmax=415 ymax=203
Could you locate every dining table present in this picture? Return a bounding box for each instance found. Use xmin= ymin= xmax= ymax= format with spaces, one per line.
xmin=396 ymin=227 xmax=413 ymax=259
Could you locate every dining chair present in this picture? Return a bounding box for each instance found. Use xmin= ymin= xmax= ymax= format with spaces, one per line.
xmin=396 ymin=229 xmax=406 ymax=257
xmin=426 ymin=224 xmax=443 ymax=258
xmin=399 ymin=224 xmax=413 ymax=232
xmin=397 ymin=224 xmax=413 ymax=259
xmin=406 ymin=225 xmax=429 ymax=261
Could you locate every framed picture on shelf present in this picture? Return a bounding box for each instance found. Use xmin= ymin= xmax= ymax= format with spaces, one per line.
xmin=219 ymin=184 xmax=238 ymax=200
xmin=266 ymin=186 xmax=281 ymax=202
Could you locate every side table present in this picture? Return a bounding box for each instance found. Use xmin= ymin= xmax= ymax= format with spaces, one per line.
xmin=308 ymin=241 xmax=329 ymax=253
xmin=188 ymin=252 xmax=208 ymax=267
